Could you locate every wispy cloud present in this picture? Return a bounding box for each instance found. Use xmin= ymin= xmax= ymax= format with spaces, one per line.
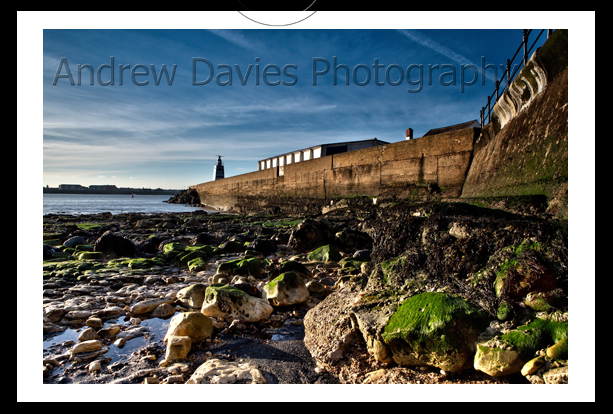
xmin=397 ymin=29 xmax=498 ymax=82
xmin=207 ymin=29 xmax=265 ymax=51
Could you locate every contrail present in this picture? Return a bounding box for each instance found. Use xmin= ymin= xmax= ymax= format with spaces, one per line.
xmin=397 ymin=29 xmax=498 ymax=82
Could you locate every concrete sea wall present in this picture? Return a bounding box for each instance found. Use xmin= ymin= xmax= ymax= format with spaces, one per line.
xmin=190 ymin=127 xmax=478 ymax=211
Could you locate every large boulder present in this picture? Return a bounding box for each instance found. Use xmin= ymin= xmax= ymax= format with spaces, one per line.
xmin=262 ymin=272 xmax=310 ymax=307
xmin=381 ymin=292 xmax=490 ymax=372
xmin=288 ymin=218 xmax=335 ymax=252
xmin=176 ymin=283 xmax=209 ymax=309
xmin=201 ymin=284 xmax=273 ymax=323
xmin=307 ymin=245 xmax=342 ymax=263
xmin=94 ymin=231 xmax=136 ymax=258
xmin=217 ymin=257 xmax=264 ymax=278
xmin=63 ymin=235 xmax=88 ymax=248
xmin=249 ymin=238 xmax=278 ymax=256
xmin=164 ymin=312 xmax=214 ymax=344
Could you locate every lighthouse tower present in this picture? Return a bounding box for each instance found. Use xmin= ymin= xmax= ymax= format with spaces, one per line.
xmin=213 ymin=155 xmax=224 ymax=181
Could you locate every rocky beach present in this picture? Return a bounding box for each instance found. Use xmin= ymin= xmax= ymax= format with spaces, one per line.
xmin=41 ymin=192 xmax=571 ymax=391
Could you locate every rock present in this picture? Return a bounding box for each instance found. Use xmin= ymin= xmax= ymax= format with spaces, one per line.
xmin=63 ymin=236 xmax=88 ymax=248
xmin=62 ymin=310 xmax=92 ymax=322
xmin=382 ymin=292 xmax=490 ymax=372
xmin=99 ymin=325 xmax=121 ymax=339
xmin=130 ymin=297 xmax=176 ymax=315
xmin=188 ymin=257 xmax=208 ymax=272
xmin=303 ymin=287 xmax=363 ymax=368
xmin=307 ymin=245 xmax=342 ymax=263
xmin=217 ymin=257 xmax=263 ymax=278
xmin=249 ymin=238 xmax=277 ymax=255
xmin=94 ymin=231 xmax=136 ymax=258
xmin=176 ymin=284 xmax=209 ymax=309
xmin=88 ymin=360 xmax=102 ymax=372
xmin=151 ymin=303 xmax=176 ymax=318
xmin=263 ymin=272 xmax=310 ymax=307
xmin=492 ymin=244 xmax=556 ymax=304
xmin=288 ymin=218 xmax=335 ymax=252
xmin=278 ymin=260 xmax=312 ymax=279
xmin=71 ymin=340 xmax=103 ymax=355
xmin=186 ymin=358 xmax=266 ymax=384
xmin=474 ymin=316 xmax=568 ymax=377
xmin=546 ymin=337 xmax=568 ymax=360
xmin=85 ymin=317 xmax=103 ymax=328
xmin=352 ymin=249 xmax=372 ymax=261
xmin=218 ymin=240 xmax=247 ymax=254
xmin=543 ymin=365 xmax=568 ymax=384
xmin=183 ymin=217 xmax=201 ymax=228
xmin=201 ymin=284 xmax=273 ymax=323
xmin=44 ymin=307 xmax=65 ymax=323
xmin=335 ymin=229 xmax=373 ymax=251
xmin=43 ymin=244 xmax=56 ymax=260
xmin=521 ymin=355 xmax=546 ymax=376
xmin=164 ymin=335 xmax=192 ymax=362
xmin=78 ymin=327 xmax=100 ymax=342
xmin=164 ymin=312 xmax=214 ymax=343
xmin=449 ymin=222 xmax=470 ymax=239
xmin=210 ymin=274 xmax=229 ymax=285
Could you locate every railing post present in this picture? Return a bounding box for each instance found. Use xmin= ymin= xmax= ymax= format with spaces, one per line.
xmin=506 ymin=59 xmax=511 ymax=88
xmin=523 ymin=29 xmax=529 ymax=65
xmin=487 ymin=95 xmax=491 ymax=123
xmin=480 ymin=107 xmax=484 ymax=126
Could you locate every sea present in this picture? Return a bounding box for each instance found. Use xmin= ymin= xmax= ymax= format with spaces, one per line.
xmin=43 ymin=193 xmax=208 ymax=216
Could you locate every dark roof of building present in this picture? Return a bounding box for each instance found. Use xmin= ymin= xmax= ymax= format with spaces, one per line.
xmin=423 ymin=120 xmax=481 ymax=136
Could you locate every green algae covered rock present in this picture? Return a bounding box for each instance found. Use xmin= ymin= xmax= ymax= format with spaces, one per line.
xmin=187 ymin=257 xmax=208 ymax=272
xmin=128 ymin=257 xmax=165 ymax=269
xmin=201 ymin=284 xmax=272 ymax=322
xmin=382 ymin=292 xmax=490 ymax=372
xmin=263 ymin=272 xmax=310 ymax=307
xmin=77 ymin=251 xmax=104 ymax=261
xmin=217 ymin=257 xmax=263 ymax=277
xmin=474 ymin=313 xmax=568 ymax=377
xmin=307 ymin=245 xmax=342 ymax=263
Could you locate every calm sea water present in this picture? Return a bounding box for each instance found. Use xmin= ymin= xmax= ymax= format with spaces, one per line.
xmin=43 ymin=193 xmax=206 ymax=216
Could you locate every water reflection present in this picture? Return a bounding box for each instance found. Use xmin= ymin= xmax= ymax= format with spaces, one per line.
xmin=43 ymin=316 xmax=172 ymax=364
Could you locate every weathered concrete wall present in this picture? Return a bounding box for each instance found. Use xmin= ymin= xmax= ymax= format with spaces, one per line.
xmin=461 ymin=29 xmax=568 ymax=216
xmin=191 ymin=127 xmax=478 ymax=210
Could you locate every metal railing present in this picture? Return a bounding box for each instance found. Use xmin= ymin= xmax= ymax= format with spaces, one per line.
xmin=480 ymin=29 xmax=553 ymax=127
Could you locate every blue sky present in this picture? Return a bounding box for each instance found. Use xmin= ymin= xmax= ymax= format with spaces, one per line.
xmin=40 ymin=22 xmax=554 ymax=189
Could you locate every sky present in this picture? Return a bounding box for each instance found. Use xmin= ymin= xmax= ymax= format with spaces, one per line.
xmin=39 ymin=17 xmax=558 ymax=190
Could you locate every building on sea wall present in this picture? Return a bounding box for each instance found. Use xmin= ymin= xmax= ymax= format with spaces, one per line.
xmin=257 ymin=138 xmax=388 ymax=173
xmin=423 ymin=120 xmax=481 ymax=136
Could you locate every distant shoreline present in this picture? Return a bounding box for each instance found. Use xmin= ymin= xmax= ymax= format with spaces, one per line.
xmin=43 ymin=188 xmax=180 ymax=196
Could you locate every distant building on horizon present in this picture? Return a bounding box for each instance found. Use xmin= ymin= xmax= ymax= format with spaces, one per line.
xmin=58 ymin=184 xmax=87 ymax=191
